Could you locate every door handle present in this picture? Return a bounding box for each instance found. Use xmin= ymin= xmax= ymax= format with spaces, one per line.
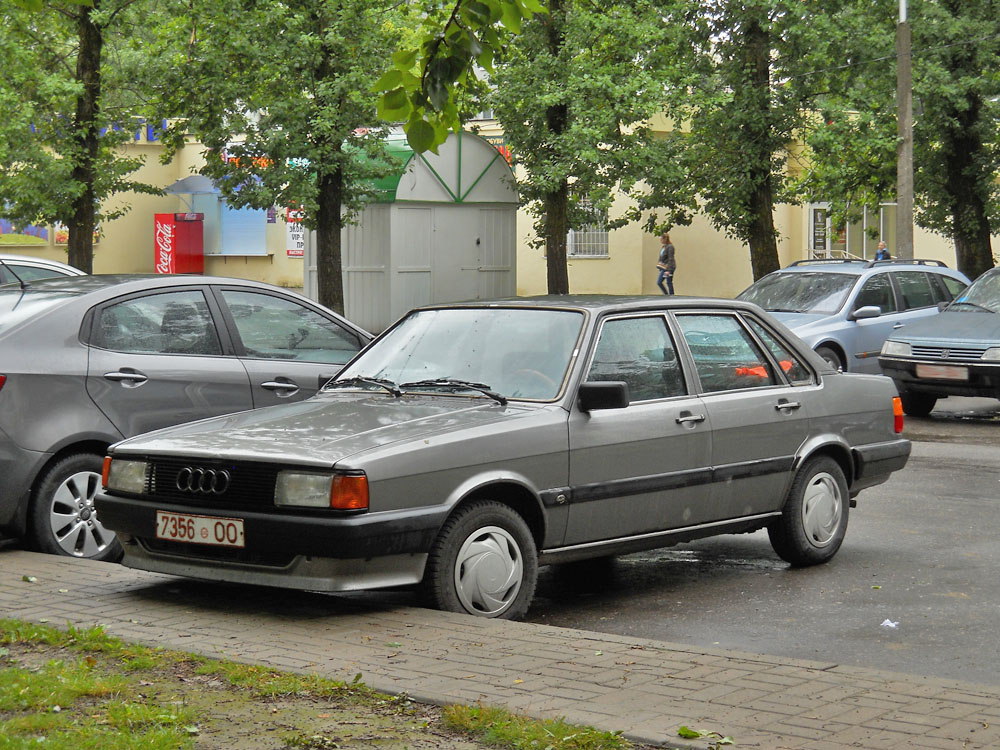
xmin=675 ymin=412 xmax=706 ymax=425
xmin=103 ymin=370 xmax=148 ymax=385
xmin=261 ymin=380 xmax=300 ymax=394
xmin=893 ymin=323 xmax=905 ymax=329
xmin=775 ymin=400 xmax=801 ymax=411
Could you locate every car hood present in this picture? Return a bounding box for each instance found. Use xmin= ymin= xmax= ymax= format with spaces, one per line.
xmin=110 ymin=392 xmax=547 ymax=465
xmin=889 ymin=310 xmax=1000 ymax=345
xmin=765 ymin=312 xmax=830 ymax=330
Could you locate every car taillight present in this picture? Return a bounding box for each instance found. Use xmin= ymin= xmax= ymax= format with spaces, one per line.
xmin=0 ymin=375 xmax=6 ymax=391
xmin=893 ymin=397 xmax=904 ymax=434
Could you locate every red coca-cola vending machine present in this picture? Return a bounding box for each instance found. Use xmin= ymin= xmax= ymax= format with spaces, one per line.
xmin=154 ymin=213 xmax=205 ymax=274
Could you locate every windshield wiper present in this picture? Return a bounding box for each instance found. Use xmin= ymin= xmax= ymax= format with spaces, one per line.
xmin=324 ymin=376 xmax=402 ymax=397
xmin=400 ymin=378 xmax=508 ymax=406
xmin=948 ymin=301 xmax=996 ymax=313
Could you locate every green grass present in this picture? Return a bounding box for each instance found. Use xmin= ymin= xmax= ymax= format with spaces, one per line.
xmin=443 ymin=705 xmax=633 ymax=750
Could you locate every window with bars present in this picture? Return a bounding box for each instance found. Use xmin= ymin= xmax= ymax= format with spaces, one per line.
xmin=567 ymin=202 xmax=609 ymax=258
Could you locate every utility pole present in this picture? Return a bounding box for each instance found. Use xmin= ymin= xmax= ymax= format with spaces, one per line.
xmin=896 ymin=0 xmax=914 ymax=258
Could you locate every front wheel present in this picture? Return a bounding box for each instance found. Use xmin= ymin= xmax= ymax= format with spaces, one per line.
xmin=768 ymin=456 xmax=848 ymax=566
xmin=421 ymin=501 xmax=537 ymax=619
xmin=29 ymin=453 xmax=122 ymax=562
xmin=815 ymin=345 xmax=844 ymax=372
xmin=900 ymin=392 xmax=937 ymax=417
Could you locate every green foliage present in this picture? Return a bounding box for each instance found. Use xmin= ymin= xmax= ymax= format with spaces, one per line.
xmin=443 ymin=704 xmax=632 ymax=750
xmin=677 ymin=725 xmax=735 ymax=747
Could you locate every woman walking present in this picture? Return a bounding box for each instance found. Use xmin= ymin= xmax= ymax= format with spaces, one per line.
xmin=656 ymin=232 xmax=676 ymax=294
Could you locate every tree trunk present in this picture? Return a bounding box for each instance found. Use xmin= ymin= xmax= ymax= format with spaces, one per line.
xmin=316 ymin=162 xmax=346 ymax=314
xmin=67 ymin=0 xmax=103 ymax=273
xmin=741 ymin=15 xmax=780 ymax=281
xmin=542 ymin=0 xmax=570 ymax=295
xmin=941 ymin=93 xmax=994 ymax=279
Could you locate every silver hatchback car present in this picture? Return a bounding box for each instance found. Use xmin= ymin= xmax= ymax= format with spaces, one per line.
xmin=97 ymin=296 xmax=910 ymax=619
xmin=0 ymin=274 xmax=371 ymax=561
xmin=738 ymin=259 xmax=970 ymax=372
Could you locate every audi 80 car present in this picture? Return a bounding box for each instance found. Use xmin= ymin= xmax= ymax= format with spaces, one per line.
xmin=0 ymin=274 xmax=371 ymax=562
xmin=880 ymin=266 xmax=1000 ymax=416
xmin=96 ymin=296 xmax=911 ymax=620
xmin=738 ymin=259 xmax=969 ymax=372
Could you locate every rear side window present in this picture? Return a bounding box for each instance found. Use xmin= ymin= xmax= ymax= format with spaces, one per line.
xmin=935 ymin=274 xmax=968 ymax=300
xmin=96 ymin=291 xmax=222 ymax=355
xmin=894 ymin=271 xmax=936 ymax=310
xmin=746 ymin=319 xmax=814 ymax=385
xmin=677 ymin=314 xmax=776 ymax=393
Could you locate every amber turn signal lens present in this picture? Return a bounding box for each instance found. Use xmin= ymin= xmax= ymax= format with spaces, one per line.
xmin=892 ymin=397 xmax=904 ymax=434
xmin=101 ymin=456 xmax=113 ymax=488
xmin=330 ymin=474 xmax=369 ymax=510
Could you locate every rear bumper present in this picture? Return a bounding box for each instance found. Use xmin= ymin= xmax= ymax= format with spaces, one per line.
xmin=0 ymin=438 xmax=50 ymax=535
xmin=851 ymin=438 xmax=911 ymax=493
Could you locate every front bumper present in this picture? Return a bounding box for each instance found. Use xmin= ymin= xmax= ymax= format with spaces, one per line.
xmin=879 ymin=356 xmax=1000 ymax=398
xmin=95 ymin=492 xmax=448 ymax=589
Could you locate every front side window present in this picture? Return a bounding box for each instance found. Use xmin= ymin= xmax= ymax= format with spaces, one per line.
xmin=97 ymin=291 xmax=221 ymax=355
xmin=220 ymin=290 xmax=363 ymax=364
xmin=853 ymin=274 xmax=897 ymax=313
xmin=586 ymin=316 xmax=686 ymax=402
xmin=678 ymin=314 xmax=775 ymax=393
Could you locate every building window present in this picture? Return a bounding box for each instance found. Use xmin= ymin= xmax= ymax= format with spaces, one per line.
xmin=567 ymin=202 xmax=609 ymax=258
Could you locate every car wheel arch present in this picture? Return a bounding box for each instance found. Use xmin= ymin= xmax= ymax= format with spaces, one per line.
xmin=10 ymin=439 xmax=112 ymax=537
xmin=792 ymin=441 xmax=854 ymax=496
xmin=442 ymin=481 xmax=546 ymax=552
xmin=814 ymin=342 xmax=847 ymax=371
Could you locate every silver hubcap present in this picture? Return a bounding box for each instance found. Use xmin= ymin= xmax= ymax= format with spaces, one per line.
xmin=801 ymin=471 xmax=843 ymax=547
xmin=454 ymin=525 xmax=523 ymax=617
xmin=49 ymin=470 xmax=114 ymax=558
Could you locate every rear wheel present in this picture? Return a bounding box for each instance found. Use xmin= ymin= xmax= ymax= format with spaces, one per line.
xmin=815 ymin=345 xmax=844 ymax=371
xmin=769 ymin=456 xmax=848 ymax=566
xmin=29 ymin=453 xmax=122 ymax=562
xmin=421 ymin=501 xmax=537 ymax=619
xmin=900 ymin=392 xmax=937 ymax=417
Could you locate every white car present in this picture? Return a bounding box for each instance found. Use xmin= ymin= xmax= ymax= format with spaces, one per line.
xmin=0 ymin=254 xmax=85 ymax=284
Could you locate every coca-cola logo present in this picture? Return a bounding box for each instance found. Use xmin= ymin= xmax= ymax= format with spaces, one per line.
xmin=155 ymin=219 xmax=174 ymax=273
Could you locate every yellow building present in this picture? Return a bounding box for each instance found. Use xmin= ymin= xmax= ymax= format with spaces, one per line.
xmin=1 ymin=119 xmax=962 ymax=301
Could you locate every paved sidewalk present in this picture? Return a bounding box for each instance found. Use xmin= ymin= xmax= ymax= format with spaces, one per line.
xmin=2 ymin=550 xmax=998 ymax=750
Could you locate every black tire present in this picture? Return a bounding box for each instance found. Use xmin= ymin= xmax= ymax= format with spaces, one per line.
xmin=421 ymin=500 xmax=537 ymax=620
xmin=768 ymin=456 xmax=849 ymax=567
xmin=29 ymin=453 xmax=122 ymax=562
xmin=900 ymin=392 xmax=937 ymax=417
xmin=815 ymin=345 xmax=845 ymax=372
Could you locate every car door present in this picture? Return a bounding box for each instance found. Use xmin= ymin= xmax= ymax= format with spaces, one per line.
xmin=86 ymin=288 xmax=254 ymax=437
xmin=844 ymin=272 xmax=903 ymax=373
xmin=564 ymin=313 xmax=714 ymax=546
xmin=213 ymin=287 xmax=368 ymax=407
xmin=675 ymin=311 xmax=814 ymax=521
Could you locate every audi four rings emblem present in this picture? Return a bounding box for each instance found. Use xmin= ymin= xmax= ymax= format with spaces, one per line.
xmin=175 ymin=467 xmax=232 ymax=494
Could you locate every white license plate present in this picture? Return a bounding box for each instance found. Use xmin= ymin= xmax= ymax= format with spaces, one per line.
xmin=155 ymin=510 xmax=245 ymax=548
xmin=915 ymin=364 xmax=969 ymax=381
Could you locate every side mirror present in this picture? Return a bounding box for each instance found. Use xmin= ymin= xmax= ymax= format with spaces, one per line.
xmin=851 ymin=305 xmax=882 ymax=320
xmin=578 ymin=381 xmax=630 ymax=411
xmin=937 ymin=301 xmax=950 ymax=312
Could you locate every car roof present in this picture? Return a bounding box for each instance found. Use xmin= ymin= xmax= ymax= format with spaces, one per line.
xmin=0 ymin=273 xmax=307 ymax=296
xmin=416 ymin=294 xmax=766 ymax=316
xmin=0 ymin=253 xmax=85 ymax=274
xmin=774 ymin=258 xmax=961 ymax=278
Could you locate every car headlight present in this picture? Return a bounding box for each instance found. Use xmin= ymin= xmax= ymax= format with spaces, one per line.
xmin=102 ymin=458 xmax=149 ymax=494
xmin=275 ymin=471 xmax=369 ymax=510
xmin=881 ymin=340 xmax=911 ymax=357
xmin=982 ymin=348 xmax=1000 ymax=361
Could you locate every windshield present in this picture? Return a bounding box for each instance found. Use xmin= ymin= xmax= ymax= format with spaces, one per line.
xmin=950 ymin=270 xmax=1000 ymax=313
xmin=335 ymin=307 xmax=585 ymax=400
xmin=738 ymin=271 xmax=857 ymax=314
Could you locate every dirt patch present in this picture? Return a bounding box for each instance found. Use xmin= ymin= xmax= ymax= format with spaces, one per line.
xmin=1 ymin=642 xmax=487 ymax=750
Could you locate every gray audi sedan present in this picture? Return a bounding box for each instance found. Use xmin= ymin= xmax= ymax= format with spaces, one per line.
xmin=96 ymin=296 xmax=910 ymax=619
xmin=0 ymin=275 xmax=371 ymax=561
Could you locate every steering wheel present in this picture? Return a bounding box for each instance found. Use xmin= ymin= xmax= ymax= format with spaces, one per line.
xmin=510 ymin=368 xmax=557 ymax=394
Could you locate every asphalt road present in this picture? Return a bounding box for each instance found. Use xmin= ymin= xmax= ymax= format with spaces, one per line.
xmin=525 ymin=397 xmax=1000 ymax=686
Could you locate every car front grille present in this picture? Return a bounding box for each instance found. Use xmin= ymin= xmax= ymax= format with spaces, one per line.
xmin=142 ymin=456 xmax=279 ymax=509
xmin=910 ymin=344 xmax=988 ymax=361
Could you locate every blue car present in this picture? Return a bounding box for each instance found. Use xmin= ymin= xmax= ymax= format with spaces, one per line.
xmin=738 ymin=259 xmax=970 ymax=373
